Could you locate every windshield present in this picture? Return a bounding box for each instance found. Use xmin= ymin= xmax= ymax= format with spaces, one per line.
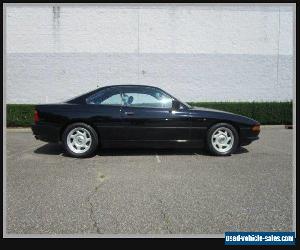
xmin=179 ymin=100 xmax=192 ymax=109
xmin=157 ymin=88 xmax=192 ymax=109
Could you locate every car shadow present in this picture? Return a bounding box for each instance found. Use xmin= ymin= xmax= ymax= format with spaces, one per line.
xmin=34 ymin=143 xmax=65 ymax=155
xmin=234 ymin=147 xmax=249 ymax=154
xmin=34 ymin=143 xmax=249 ymax=157
xmin=98 ymin=148 xmax=208 ymax=156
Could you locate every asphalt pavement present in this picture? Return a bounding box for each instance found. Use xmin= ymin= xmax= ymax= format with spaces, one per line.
xmin=5 ymin=126 xmax=293 ymax=235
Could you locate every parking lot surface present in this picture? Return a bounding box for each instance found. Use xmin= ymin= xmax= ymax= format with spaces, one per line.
xmin=6 ymin=126 xmax=293 ymax=234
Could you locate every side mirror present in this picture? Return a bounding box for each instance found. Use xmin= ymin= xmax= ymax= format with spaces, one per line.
xmin=172 ymin=100 xmax=181 ymax=110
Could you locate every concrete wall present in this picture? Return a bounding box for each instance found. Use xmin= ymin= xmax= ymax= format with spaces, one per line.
xmin=6 ymin=4 xmax=294 ymax=103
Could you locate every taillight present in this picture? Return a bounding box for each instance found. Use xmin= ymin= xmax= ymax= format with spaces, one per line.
xmin=252 ymin=124 xmax=260 ymax=133
xmin=34 ymin=110 xmax=39 ymax=123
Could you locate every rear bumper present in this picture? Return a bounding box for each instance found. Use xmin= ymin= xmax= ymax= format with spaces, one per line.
xmin=31 ymin=122 xmax=61 ymax=142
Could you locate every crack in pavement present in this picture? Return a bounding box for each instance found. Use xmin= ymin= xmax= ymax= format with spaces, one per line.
xmin=86 ymin=185 xmax=102 ymax=234
xmin=85 ymin=174 xmax=107 ymax=234
xmin=7 ymin=143 xmax=45 ymax=159
xmin=157 ymin=198 xmax=173 ymax=234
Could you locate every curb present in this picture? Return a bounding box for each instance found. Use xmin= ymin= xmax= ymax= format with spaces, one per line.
xmin=260 ymin=125 xmax=285 ymax=129
xmin=6 ymin=128 xmax=32 ymax=132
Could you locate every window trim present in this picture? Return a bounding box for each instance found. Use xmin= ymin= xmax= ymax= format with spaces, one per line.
xmin=86 ymin=87 xmax=123 ymax=107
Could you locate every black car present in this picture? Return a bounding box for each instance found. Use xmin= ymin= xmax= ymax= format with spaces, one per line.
xmin=32 ymin=85 xmax=260 ymax=158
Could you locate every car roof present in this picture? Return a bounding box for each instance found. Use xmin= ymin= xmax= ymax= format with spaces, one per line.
xmin=67 ymin=84 xmax=167 ymax=104
xmin=99 ymin=84 xmax=161 ymax=89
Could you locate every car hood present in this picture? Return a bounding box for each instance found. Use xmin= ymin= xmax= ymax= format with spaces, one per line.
xmin=190 ymin=106 xmax=235 ymax=114
xmin=189 ymin=106 xmax=259 ymax=126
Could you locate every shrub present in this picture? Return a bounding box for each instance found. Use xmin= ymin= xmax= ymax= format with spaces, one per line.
xmin=187 ymin=102 xmax=292 ymax=125
xmin=6 ymin=104 xmax=35 ymax=127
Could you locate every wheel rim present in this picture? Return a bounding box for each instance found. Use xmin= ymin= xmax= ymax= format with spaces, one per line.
xmin=211 ymin=127 xmax=234 ymax=153
xmin=67 ymin=127 xmax=92 ymax=154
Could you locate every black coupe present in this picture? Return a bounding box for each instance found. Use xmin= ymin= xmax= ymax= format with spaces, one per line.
xmin=32 ymin=85 xmax=260 ymax=157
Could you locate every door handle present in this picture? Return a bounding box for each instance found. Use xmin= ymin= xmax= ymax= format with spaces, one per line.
xmin=124 ymin=111 xmax=134 ymax=116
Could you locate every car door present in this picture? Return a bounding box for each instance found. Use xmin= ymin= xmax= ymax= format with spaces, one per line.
xmin=119 ymin=86 xmax=191 ymax=142
xmin=86 ymin=87 xmax=124 ymax=141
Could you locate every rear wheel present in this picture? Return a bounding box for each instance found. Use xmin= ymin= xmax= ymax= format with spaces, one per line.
xmin=206 ymin=123 xmax=239 ymax=156
xmin=62 ymin=123 xmax=98 ymax=158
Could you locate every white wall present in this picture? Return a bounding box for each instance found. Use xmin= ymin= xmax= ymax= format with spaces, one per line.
xmin=6 ymin=4 xmax=294 ymax=103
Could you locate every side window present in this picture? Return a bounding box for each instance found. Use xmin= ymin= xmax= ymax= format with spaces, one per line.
xmin=100 ymin=94 xmax=122 ymax=105
xmin=121 ymin=87 xmax=173 ymax=109
xmin=86 ymin=88 xmax=122 ymax=105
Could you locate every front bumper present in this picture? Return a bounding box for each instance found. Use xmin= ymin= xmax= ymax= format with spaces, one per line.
xmin=239 ymin=127 xmax=260 ymax=146
xmin=31 ymin=122 xmax=61 ymax=143
xmin=240 ymin=136 xmax=259 ymax=146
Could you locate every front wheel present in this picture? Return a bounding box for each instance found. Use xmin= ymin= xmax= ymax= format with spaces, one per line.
xmin=62 ymin=123 xmax=98 ymax=158
xmin=206 ymin=123 xmax=239 ymax=156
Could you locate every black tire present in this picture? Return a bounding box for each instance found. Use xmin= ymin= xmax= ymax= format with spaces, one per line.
xmin=206 ymin=123 xmax=239 ymax=156
xmin=62 ymin=122 xmax=99 ymax=158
